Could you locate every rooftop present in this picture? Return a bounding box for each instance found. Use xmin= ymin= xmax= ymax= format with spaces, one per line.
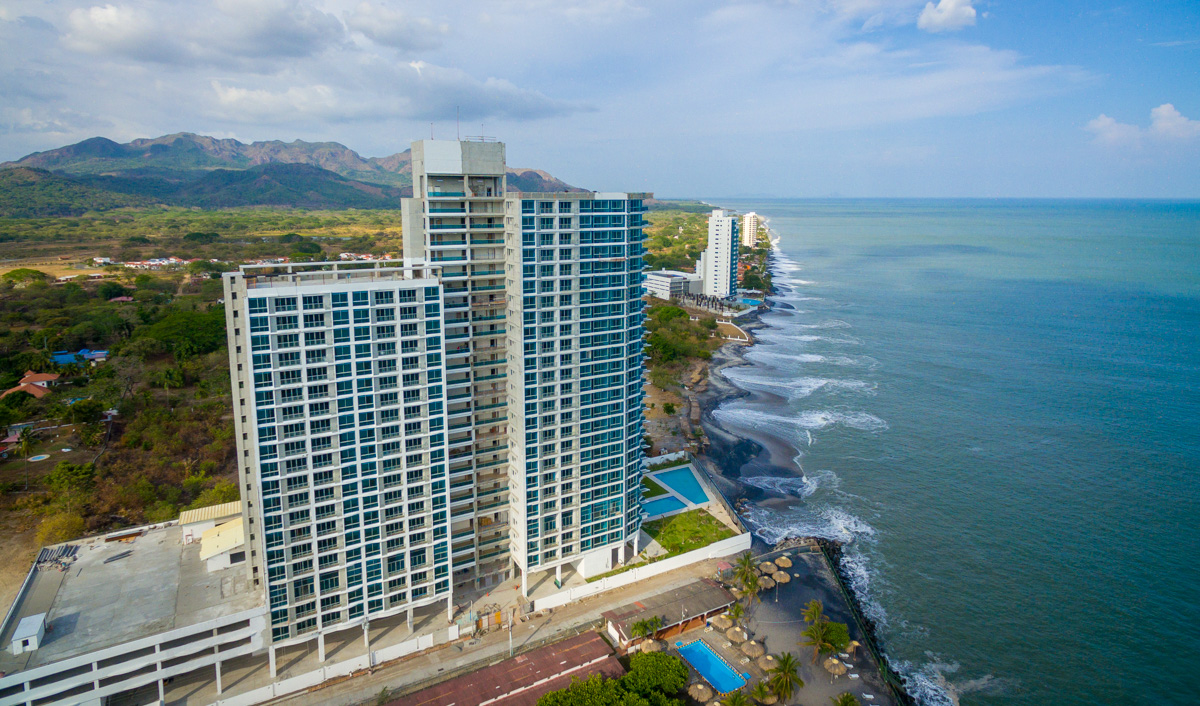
xmin=601 ymin=579 xmax=734 ymax=642
xmin=0 ymin=523 xmax=261 ymax=675
xmin=178 ymin=499 xmax=242 ymax=526
xmin=401 ymin=632 xmax=623 ymax=706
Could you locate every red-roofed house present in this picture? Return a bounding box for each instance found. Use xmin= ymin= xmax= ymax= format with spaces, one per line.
xmin=2 ymin=371 xmax=60 ymax=400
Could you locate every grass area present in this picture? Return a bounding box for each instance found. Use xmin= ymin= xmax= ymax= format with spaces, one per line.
xmin=642 ymin=476 xmax=669 ymax=498
xmin=587 ymin=509 xmax=736 ymax=583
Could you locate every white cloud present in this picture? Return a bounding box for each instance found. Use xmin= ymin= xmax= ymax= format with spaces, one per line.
xmin=1086 ymin=104 xmax=1200 ymax=148
xmin=64 ymin=4 xmax=184 ymax=63
xmin=1148 ymin=103 xmax=1200 ymax=140
xmin=344 ymin=3 xmax=447 ymax=52
xmin=917 ymin=0 xmax=976 ymax=33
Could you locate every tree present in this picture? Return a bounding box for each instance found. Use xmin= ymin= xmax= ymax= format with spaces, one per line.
xmin=801 ymin=620 xmax=835 ymax=663
xmin=721 ymin=693 xmax=750 ymax=706
xmin=2 ymin=268 xmax=49 ymax=284
xmin=830 ymin=694 xmax=860 ymax=706
xmin=45 ymin=461 xmax=96 ymax=513
xmin=36 ymin=513 xmax=85 ymax=547
xmin=728 ymin=601 xmax=745 ymax=626
xmin=767 ymin=652 xmax=803 ymax=703
xmin=802 ymin=599 xmax=825 ymax=625
xmin=187 ymin=481 xmax=240 ymax=510
xmin=624 ymin=652 xmax=687 ymax=697
xmin=749 ymin=681 xmax=773 ymax=704
xmin=18 ymin=427 xmax=36 ymax=490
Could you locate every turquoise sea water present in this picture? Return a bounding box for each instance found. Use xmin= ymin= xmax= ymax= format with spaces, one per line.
xmin=709 ymin=200 xmax=1200 ymax=705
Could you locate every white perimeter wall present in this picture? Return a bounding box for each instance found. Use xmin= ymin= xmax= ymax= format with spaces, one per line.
xmin=532 ymin=532 xmax=751 ymax=612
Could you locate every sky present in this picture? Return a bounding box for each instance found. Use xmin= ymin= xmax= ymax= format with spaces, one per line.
xmin=1 ymin=0 xmax=1198 ymax=197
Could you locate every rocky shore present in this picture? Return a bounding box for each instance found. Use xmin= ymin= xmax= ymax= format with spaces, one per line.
xmin=676 ymin=266 xmax=919 ymax=705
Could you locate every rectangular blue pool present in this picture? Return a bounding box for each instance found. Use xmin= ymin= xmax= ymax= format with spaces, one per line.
xmin=643 ymin=496 xmax=686 ymax=517
xmin=655 ymin=468 xmax=710 ymax=505
xmin=677 ymin=640 xmax=748 ymax=693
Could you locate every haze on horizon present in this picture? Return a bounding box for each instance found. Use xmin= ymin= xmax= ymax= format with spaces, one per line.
xmin=1 ymin=0 xmax=1197 ymax=198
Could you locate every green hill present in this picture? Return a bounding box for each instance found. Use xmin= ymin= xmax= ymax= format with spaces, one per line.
xmin=0 ymin=167 xmax=156 ymax=217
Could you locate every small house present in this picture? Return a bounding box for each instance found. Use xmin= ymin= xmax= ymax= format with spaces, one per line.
xmin=10 ymin=613 xmax=46 ymax=655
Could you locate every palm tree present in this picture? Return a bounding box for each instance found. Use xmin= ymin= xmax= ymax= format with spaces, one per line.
xmin=801 ymin=620 xmax=835 ymax=663
xmin=749 ymin=681 xmax=773 ymax=704
xmin=735 ymin=551 xmax=757 ymax=586
xmin=802 ymin=599 xmax=825 ymax=625
xmin=721 ymin=692 xmax=751 ymax=706
xmin=767 ymin=652 xmax=803 ymax=703
xmin=830 ymin=694 xmax=860 ymax=706
xmin=728 ymin=601 xmax=746 ymax=626
xmin=18 ymin=427 xmax=36 ymax=490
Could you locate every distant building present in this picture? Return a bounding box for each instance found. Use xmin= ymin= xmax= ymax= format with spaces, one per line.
xmin=741 ymin=212 xmax=759 ymax=247
xmin=644 ymin=269 xmax=702 ymax=300
xmin=50 ymin=349 xmax=108 ymax=367
xmin=695 ymin=209 xmax=739 ymax=298
xmin=2 ymin=371 xmax=60 ymax=400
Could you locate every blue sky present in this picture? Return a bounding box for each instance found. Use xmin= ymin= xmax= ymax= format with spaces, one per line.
xmin=1 ymin=0 xmax=1197 ymax=197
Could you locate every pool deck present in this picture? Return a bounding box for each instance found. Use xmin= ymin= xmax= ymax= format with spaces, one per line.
xmin=676 ymin=636 xmax=752 ymax=694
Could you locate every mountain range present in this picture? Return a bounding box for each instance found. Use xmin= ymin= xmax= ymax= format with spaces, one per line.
xmin=0 ymin=133 xmax=581 ymax=216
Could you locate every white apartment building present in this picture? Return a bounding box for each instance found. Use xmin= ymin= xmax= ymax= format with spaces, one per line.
xmin=696 ymin=209 xmax=739 ymax=298
xmin=223 ymin=261 xmax=455 ymax=646
xmin=741 ymin=212 xmax=759 ymax=247
xmin=220 ymin=139 xmax=649 ymax=653
xmin=644 ymin=269 xmax=702 ymax=300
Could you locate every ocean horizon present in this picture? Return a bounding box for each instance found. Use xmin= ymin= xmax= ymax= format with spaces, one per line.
xmin=709 ymin=198 xmax=1200 ymax=705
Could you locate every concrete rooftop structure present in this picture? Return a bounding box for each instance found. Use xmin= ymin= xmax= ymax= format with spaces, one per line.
xmin=0 ymin=524 xmax=265 ymax=705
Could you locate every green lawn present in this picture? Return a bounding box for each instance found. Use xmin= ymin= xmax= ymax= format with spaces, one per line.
xmin=587 ymin=509 xmax=736 ymax=583
xmin=642 ymin=509 xmax=736 ymax=555
xmin=642 ymin=476 xmax=669 ymax=498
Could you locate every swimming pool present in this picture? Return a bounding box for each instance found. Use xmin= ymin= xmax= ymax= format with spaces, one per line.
xmin=654 ymin=468 xmax=709 ymax=505
xmin=643 ymin=496 xmax=686 ymax=517
xmin=741 ymin=298 xmax=762 ymax=305
xmin=676 ymin=640 xmax=748 ymax=693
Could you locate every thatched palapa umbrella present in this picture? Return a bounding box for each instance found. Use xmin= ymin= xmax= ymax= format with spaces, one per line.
xmin=755 ymin=654 xmax=777 ymax=672
xmin=846 ymin=640 xmax=861 ymax=657
xmin=711 ymin=614 xmax=733 ymax=630
xmin=741 ymin=640 xmax=765 ymax=658
xmin=689 ymin=683 xmax=714 ymax=702
xmin=759 ymin=561 xmax=777 ymax=574
xmin=823 ymin=656 xmax=848 ymax=678
xmin=642 ymin=639 xmax=663 ymax=653
xmin=725 ymin=627 xmax=748 ymax=643
xmin=772 ymin=571 xmax=790 ymax=584
xmin=759 ymin=576 xmax=775 ymax=590
xmin=775 ymin=556 xmax=793 ymax=569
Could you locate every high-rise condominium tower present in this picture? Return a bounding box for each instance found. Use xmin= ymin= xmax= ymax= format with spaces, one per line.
xmin=696 ymin=209 xmax=739 ymax=298
xmin=224 ymin=139 xmax=649 ymax=654
xmin=741 ymin=212 xmax=759 ymax=247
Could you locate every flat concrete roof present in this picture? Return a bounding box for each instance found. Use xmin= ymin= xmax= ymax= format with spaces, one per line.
xmin=0 ymin=523 xmax=262 ymax=675
xmin=601 ymin=579 xmax=734 ymax=642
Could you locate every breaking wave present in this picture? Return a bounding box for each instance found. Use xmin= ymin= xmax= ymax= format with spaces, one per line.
xmin=720 ymin=369 xmax=876 ymax=400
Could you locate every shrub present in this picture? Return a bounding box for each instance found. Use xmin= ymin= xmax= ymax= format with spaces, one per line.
xmin=37 ymin=513 xmax=85 ymax=546
xmin=662 ymin=402 xmax=676 ymax=415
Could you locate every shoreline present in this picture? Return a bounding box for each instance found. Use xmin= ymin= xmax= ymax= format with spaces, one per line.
xmin=679 ymin=251 xmax=919 ymax=705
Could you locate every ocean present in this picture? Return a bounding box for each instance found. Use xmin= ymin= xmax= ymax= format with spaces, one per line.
xmin=707 ymin=199 xmax=1200 ymax=705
